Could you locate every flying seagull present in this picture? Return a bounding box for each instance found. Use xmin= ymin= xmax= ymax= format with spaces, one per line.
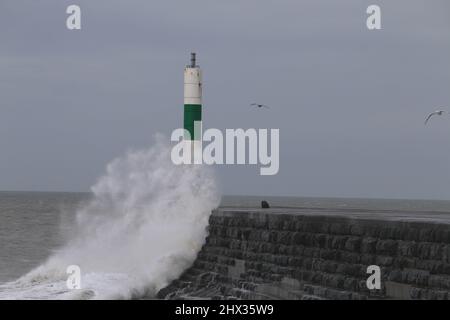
xmin=251 ymin=103 xmax=270 ymax=109
xmin=424 ymin=110 xmax=446 ymax=125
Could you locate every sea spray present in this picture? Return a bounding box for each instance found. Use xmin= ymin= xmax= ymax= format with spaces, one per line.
xmin=0 ymin=135 xmax=221 ymax=299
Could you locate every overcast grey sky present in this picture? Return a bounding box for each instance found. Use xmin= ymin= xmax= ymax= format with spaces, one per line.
xmin=1 ymin=0 xmax=450 ymax=199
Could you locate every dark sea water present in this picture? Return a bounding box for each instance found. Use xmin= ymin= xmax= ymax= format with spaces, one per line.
xmin=0 ymin=192 xmax=89 ymax=283
xmin=2 ymin=191 xmax=450 ymax=285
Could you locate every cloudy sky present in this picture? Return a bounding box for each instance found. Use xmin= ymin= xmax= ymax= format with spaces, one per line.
xmin=1 ymin=0 xmax=450 ymax=199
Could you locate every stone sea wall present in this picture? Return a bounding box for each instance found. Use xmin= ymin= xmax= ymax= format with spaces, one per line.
xmin=158 ymin=208 xmax=450 ymax=300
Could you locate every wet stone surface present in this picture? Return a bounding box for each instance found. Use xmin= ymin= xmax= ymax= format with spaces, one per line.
xmin=159 ymin=208 xmax=450 ymax=300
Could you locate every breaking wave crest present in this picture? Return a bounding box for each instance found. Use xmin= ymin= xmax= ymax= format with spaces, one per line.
xmin=0 ymin=135 xmax=220 ymax=299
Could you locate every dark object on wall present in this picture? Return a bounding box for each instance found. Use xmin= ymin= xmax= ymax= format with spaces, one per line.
xmin=261 ymin=200 xmax=270 ymax=209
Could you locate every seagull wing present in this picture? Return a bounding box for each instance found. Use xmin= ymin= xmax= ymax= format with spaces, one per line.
xmin=425 ymin=113 xmax=435 ymax=125
xmin=425 ymin=111 xmax=439 ymax=125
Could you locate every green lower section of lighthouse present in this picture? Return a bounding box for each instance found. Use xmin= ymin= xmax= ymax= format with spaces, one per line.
xmin=184 ymin=104 xmax=202 ymax=140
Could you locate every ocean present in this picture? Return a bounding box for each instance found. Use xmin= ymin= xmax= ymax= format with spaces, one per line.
xmin=0 ymin=191 xmax=88 ymax=283
xmin=2 ymin=191 xmax=450 ymax=287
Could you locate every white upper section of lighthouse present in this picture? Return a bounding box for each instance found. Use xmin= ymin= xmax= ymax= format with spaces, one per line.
xmin=184 ymin=53 xmax=202 ymax=105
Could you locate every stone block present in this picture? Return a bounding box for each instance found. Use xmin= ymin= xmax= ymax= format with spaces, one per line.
xmin=386 ymin=281 xmax=412 ymax=300
xmin=361 ymin=238 xmax=378 ymax=254
xmin=376 ymin=239 xmax=398 ymax=255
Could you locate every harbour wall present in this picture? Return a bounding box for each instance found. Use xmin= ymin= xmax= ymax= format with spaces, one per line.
xmin=158 ymin=207 xmax=450 ymax=300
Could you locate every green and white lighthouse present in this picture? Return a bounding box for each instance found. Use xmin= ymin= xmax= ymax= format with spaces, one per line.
xmin=183 ymin=53 xmax=202 ymax=162
xmin=184 ymin=53 xmax=202 ymax=140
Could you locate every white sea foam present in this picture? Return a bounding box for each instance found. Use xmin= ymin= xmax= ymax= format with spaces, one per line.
xmin=0 ymin=135 xmax=220 ymax=299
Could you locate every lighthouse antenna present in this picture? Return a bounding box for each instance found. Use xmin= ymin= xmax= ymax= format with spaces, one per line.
xmin=190 ymin=52 xmax=196 ymax=68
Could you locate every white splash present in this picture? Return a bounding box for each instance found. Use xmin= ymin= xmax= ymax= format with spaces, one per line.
xmin=0 ymin=135 xmax=220 ymax=299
